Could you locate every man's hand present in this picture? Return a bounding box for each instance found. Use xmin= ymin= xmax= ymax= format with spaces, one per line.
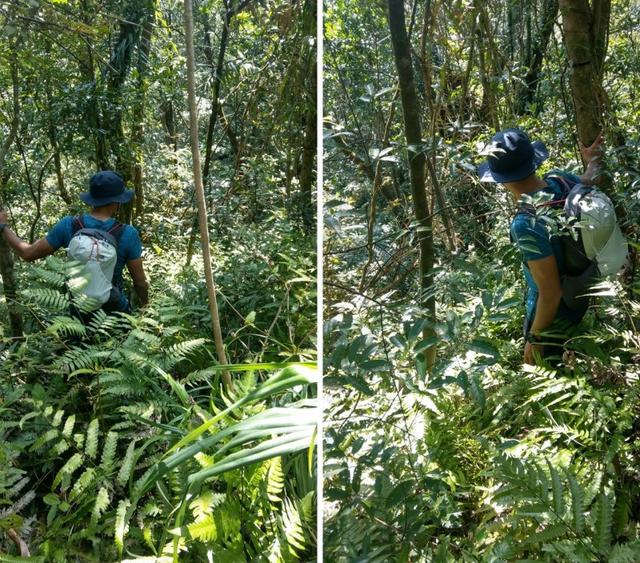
xmin=580 ymin=133 xmax=604 ymax=165
xmin=126 ymin=258 xmax=149 ymax=307
xmin=524 ymin=341 xmax=543 ymax=365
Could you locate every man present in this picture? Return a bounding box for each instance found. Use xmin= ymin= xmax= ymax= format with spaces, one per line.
xmin=0 ymin=170 xmax=149 ymax=314
xmin=477 ymin=128 xmax=603 ymax=364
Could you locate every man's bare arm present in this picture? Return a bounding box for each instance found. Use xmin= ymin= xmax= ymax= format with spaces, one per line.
xmin=0 ymin=222 xmax=55 ymax=262
xmin=528 ymin=254 xmax=563 ymax=335
xmin=126 ymin=258 xmax=149 ymax=307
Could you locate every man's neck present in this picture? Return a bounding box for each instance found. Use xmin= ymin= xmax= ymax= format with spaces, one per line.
xmin=504 ymin=175 xmax=547 ymax=201
xmin=89 ymin=208 xmax=113 ymax=221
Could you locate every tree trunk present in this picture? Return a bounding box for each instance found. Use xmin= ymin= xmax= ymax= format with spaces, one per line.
xmin=387 ymin=0 xmax=436 ymax=370
xmin=297 ymin=0 xmax=316 ymax=231
xmin=0 ymin=37 xmax=23 ymax=337
xmin=80 ymin=0 xmax=108 ymax=170
xmin=130 ymin=0 xmax=157 ymax=221
xmin=183 ymin=0 xmax=230 ymax=388
xmin=559 ymin=0 xmax=610 ymax=167
xmin=516 ymin=0 xmax=559 ymax=115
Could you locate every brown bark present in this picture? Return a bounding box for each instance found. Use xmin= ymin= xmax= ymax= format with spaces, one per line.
xmin=387 ymin=0 xmax=436 ymax=369
xmin=0 ymin=37 xmax=23 ymax=337
xmin=559 ymin=0 xmax=610 ymax=159
xmin=297 ymin=0 xmax=316 ymax=231
xmin=184 ymin=0 xmax=230 ymax=388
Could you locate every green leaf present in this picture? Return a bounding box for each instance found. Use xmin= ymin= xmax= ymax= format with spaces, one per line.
xmin=114 ymin=499 xmax=131 ymax=557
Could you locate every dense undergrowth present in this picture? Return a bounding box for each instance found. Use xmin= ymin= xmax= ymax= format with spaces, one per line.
xmin=324 ymin=0 xmax=640 ymax=558
xmin=0 ymin=209 xmax=317 ymax=561
xmin=324 ymin=231 xmax=640 ymax=559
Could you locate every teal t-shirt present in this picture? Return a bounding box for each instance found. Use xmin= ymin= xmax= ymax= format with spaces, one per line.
xmin=509 ymin=170 xmax=584 ymax=329
xmin=46 ymin=214 xmax=142 ymax=310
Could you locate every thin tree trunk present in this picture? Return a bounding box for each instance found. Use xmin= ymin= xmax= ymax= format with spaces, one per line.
xmin=130 ymin=0 xmax=157 ymax=221
xmin=0 ymin=39 xmax=23 ymax=337
xmin=80 ymin=0 xmax=108 ymax=169
xmin=387 ymin=0 xmax=436 ymax=370
xmin=359 ymin=90 xmax=398 ymax=292
xmin=297 ymin=0 xmax=316 ymax=231
xmin=516 ymin=0 xmax=559 ymax=114
xmin=184 ymin=0 xmax=230 ymax=388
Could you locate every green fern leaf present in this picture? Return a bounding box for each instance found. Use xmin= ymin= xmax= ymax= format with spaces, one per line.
xmin=52 ymin=452 xmax=83 ymax=490
xmin=267 ymin=456 xmax=285 ymax=503
xmin=608 ymin=542 xmax=640 ymax=563
xmin=50 ymin=439 xmax=71 ymax=456
xmin=282 ymin=497 xmax=305 ymax=555
xmin=62 ymin=414 xmax=76 ymax=437
xmin=91 ymin=486 xmax=110 ymax=525
xmin=189 ymin=491 xmax=224 ymax=521
xmin=85 ymin=418 xmax=99 ymax=460
xmin=522 ymin=522 xmax=568 ymax=547
xmin=101 ymin=431 xmax=118 ymax=472
xmin=566 ymin=469 xmax=585 ymax=534
xmin=70 ymin=467 xmax=95 ymax=501
xmin=187 ymin=515 xmax=217 ymax=542
xmin=117 ymin=440 xmax=137 ymax=487
xmin=52 ymin=409 xmax=64 ymax=427
xmin=114 ymin=499 xmax=131 ymax=557
xmin=592 ymin=492 xmax=613 ymax=555
xmin=30 ymin=428 xmax=58 ymax=451
xmin=547 ymin=459 xmax=564 ymax=516
xmin=194 ymin=452 xmax=215 ymax=468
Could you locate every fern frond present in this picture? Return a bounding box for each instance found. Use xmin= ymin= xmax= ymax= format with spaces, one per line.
xmin=52 ymin=453 xmax=83 ymax=490
xmin=70 ymin=467 xmax=95 ymax=501
xmin=85 ymin=419 xmax=99 ymax=459
xmin=91 ymin=486 xmax=110 ymax=525
xmin=52 ymin=409 xmax=64 ymax=427
xmin=566 ymin=469 xmax=585 ymax=534
xmin=187 ymin=515 xmax=217 ymax=542
xmin=282 ymin=497 xmax=305 ymax=555
xmin=591 ymin=492 xmax=613 ymax=555
xmin=547 ymin=459 xmax=564 ymax=516
xmin=30 ymin=428 xmax=58 ymax=451
xmin=267 ymin=456 xmax=284 ymax=503
xmin=114 ymin=499 xmax=131 ymax=557
xmin=117 ymin=440 xmax=137 ymax=487
xmin=62 ymin=414 xmax=76 ymax=437
xmin=101 ymin=431 xmax=118 ymax=472
xmin=22 ymin=288 xmax=69 ymax=311
xmin=191 ymin=491 xmax=224 ymax=522
xmin=47 ymin=316 xmax=86 ymax=338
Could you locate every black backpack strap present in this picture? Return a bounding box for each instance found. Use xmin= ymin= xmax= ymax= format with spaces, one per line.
xmin=71 ymin=215 xmax=84 ymax=235
xmin=107 ymin=221 xmax=125 ymax=243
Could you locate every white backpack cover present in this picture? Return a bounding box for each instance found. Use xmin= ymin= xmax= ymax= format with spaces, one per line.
xmin=66 ymin=218 xmax=122 ymax=311
xmin=563 ymin=184 xmax=628 ymax=277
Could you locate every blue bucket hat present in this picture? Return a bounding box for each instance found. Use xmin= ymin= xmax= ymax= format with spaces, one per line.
xmin=79 ymin=171 xmax=134 ymax=207
xmin=477 ymin=128 xmax=549 ymax=183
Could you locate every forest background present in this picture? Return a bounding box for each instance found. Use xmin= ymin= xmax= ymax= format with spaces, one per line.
xmin=324 ymin=0 xmax=640 ymax=560
xmin=0 ymin=0 xmax=317 ymax=560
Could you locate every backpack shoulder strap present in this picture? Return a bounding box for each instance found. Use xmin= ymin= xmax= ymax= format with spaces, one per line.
xmin=71 ymin=215 xmax=84 ymax=235
xmin=107 ymin=221 xmax=125 ymax=243
xmin=544 ymin=173 xmax=577 ymax=196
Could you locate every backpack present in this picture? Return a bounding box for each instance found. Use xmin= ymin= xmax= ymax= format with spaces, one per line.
xmin=66 ymin=216 xmax=125 ymax=312
xmin=516 ymin=174 xmax=628 ymax=314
